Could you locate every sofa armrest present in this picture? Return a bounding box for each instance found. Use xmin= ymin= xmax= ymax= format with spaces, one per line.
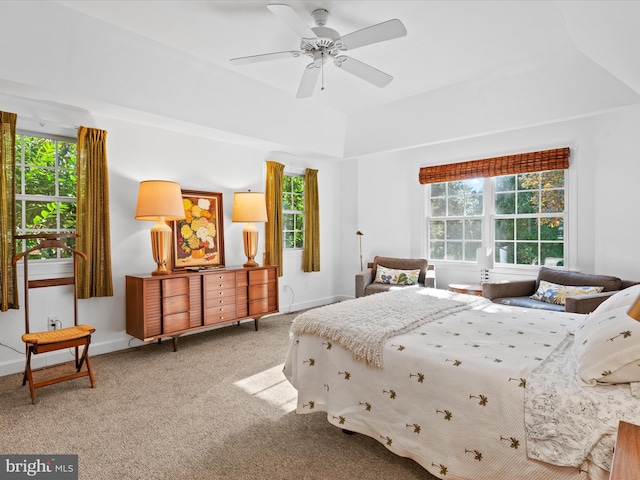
xmin=482 ymin=280 xmax=537 ymax=300
xmin=355 ymin=268 xmax=374 ymax=298
xmin=565 ymin=291 xmax=617 ymax=314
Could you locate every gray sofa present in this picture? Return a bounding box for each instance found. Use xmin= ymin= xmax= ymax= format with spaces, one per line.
xmin=482 ymin=266 xmax=638 ymax=314
xmin=355 ymin=256 xmax=435 ymax=298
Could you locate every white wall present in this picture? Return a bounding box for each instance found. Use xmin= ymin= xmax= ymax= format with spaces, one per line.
xmin=0 ymin=109 xmax=342 ymax=376
xmin=346 ymin=106 xmax=640 ymax=291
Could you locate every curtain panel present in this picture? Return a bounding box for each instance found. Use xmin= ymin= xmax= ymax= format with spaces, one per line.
xmin=76 ymin=126 xmax=114 ymax=298
xmin=264 ymin=161 xmax=284 ymax=276
xmin=418 ymin=147 xmax=570 ymax=184
xmin=303 ymin=168 xmax=320 ymax=272
xmin=0 ymin=111 xmax=18 ymax=311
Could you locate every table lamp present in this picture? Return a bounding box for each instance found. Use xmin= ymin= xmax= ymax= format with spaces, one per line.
xmin=232 ymin=191 xmax=268 ymax=267
xmin=135 ymin=180 xmax=185 ymax=275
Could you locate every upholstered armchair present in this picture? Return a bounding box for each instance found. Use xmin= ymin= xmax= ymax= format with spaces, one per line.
xmin=355 ymin=256 xmax=435 ymax=298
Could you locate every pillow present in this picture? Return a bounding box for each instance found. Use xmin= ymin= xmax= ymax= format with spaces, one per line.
xmin=531 ymin=280 xmax=603 ymax=305
xmin=572 ymin=305 xmax=640 ymax=385
xmin=374 ymin=265 xmax=420 ymax=286
xmin=591 ymin=283 xmax=640 ymax=316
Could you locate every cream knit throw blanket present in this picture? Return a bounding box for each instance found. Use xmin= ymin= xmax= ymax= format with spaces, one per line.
xmin=291 ymin=287 xmax=490 ymax=368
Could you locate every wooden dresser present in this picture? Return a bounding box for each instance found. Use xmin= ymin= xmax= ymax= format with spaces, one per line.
xmin=126 ymin=265 xmax=278 ymax=350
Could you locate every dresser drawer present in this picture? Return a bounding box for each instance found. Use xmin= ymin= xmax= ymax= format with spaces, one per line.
xmin=248 ymin=269 xmax=269 ymax=285
xmin=205 ymin=272 xmax=236 ymax=292
xmin=163 ymin=277 xmax=189 ymax=297
xmin=249 ymin=283 xmax=268 ymax=299
xmin=205 ymin=305 xmax=237 ymax=325
xmin=205 ymin=291 xmax=236 ymax=308
xmin=163 ymin=294 xmax=189 ymax=315
xmin=163 ymin=312 xmax=190 ymax=333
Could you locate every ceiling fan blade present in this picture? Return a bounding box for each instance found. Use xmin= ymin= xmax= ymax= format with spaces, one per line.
xmin=230 ymin=51 xmax=300 ymax=65
xmin=296 ymin=64 xmax=320 ymax=98
xmin=334 ymin=56 xmax=393 ymax=88
xmin=267 ymin=4 xmax=317 ymax=39
xmin=338 ymin=19 xmax=407 ymax=51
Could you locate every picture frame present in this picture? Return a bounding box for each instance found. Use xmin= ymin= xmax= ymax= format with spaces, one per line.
xmin=172 ymin=190 xmax=225 ymax=270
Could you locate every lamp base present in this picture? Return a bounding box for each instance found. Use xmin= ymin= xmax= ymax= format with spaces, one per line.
xmin=242 ymin=223 xmax=260 ymax=268
xmin=150 ymin=219 xmax=172 ymax=276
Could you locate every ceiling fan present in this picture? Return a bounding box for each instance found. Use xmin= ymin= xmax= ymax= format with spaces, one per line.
xmin=230 ymin=4 xmax=407 ymax=98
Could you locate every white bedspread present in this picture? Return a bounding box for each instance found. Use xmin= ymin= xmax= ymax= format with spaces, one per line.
xmin=284 ymin=288 xmax=615 ymax=480
xmin=525 ymin=334 xmax=640 ymax=471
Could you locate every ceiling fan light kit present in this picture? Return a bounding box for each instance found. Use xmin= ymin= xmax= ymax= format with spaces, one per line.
xmin=229 ymin=3 xmax=407 ymax=98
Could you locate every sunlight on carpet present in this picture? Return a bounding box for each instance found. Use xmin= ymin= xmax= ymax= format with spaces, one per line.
xmin=233 ymin=363 xmax=297 ymax=413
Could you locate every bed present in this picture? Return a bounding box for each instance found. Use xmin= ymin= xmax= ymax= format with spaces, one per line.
xmin=283 ymin=285 xmax=640 ymax=480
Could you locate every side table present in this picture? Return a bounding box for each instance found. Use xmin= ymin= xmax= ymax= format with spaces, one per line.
xmin=448 ymin=283 xmax=483 ymax=297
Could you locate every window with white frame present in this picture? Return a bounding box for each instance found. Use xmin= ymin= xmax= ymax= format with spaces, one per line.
xmin=427 ymin=169 xmax=566 ymax=266
xmin=15 ymin=132 xmax=77 ymax=259
xmin=282 ymin=174 xmax=304 ymax=250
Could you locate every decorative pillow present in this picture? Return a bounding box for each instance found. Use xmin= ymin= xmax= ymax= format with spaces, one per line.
xmin=531 ymin=280 xmax=603 ymax=305
xmin=572 ymin=305 xmax=640 ymax=385
xmin=591 ymin=283 xmax=640 ymax=316
xmin=374 ymin=265 xmax=420 ymax=286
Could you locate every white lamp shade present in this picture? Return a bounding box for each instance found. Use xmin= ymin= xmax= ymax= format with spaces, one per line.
xmin=476 ymin=247 xmax=494 ymax=270
xmin=232 ymin=191 xmax=268 ymax=223
xmin=135 ymin=180 xmax=185 ymax=221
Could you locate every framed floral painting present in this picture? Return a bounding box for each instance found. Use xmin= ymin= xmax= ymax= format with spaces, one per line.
xmin=172 ymin=190 xmax=225 ymax=270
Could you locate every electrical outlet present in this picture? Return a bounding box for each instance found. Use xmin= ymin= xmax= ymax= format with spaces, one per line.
xmin=48 ymin=316 xmax=58 ymax=331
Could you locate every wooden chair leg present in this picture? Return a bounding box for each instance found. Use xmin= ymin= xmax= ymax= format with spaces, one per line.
xmin=24 ymin=348 xmax=36 ymax=405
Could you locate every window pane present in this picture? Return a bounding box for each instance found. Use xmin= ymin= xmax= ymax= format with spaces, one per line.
xmin=448 ymin=181 xmax=464 ymax=196
xmin=540 ymin=190 xmax=564 ymax=213
xmin=495 ymin=192 xmax=515 ymax=215
xmin=16 ymin=166 xmax=22 ymax=193
xmin=294 ymin=213 xmax=304 ymax=230
xmin=448 ymin=197 xmax=464 ymax=216
xmin=58 ymin=142 xmax=76 ymax=169
xmin=294 ymin=232 xmax=304 ymax=249
xmin=446 ymin=242 xmax=463 ymax=261
xmin=284 ymin=213 xmax=294 ymax=230
xmin=496 ymin=243 xmax=514 ymax=264
xmin=465 ymin=219 xmax=482 ymax=240
xmin=496 ymin=175 xmax=515 ymax=192
xmin=25 ymin=201 xmax=59 ymax=229
xmin=429 ymin=220 xmax=444 ymax=240
xmin=24 ymin=137 xmax=56 ymax=167
xmin=283 ymin=175 xmax=292 ymax=191
xmin=292 ymin=193 xmax=304 ymax=211
xmin=58 ymin=169 xmax=77 ymax=197
xmin=465 ymin=241 xmax=482 ymax=262
xmin=430 ymin=198 xmax=446 ymax=216
xmin=540 ymin=218 xmax=563 ymax=241
xmin=465 ymin=178 xmax=483 ymax=194
xmin=24 ymin=167 xmax=55 ymax=195
xmin=541 ymin=243 xmax=564 ymax=266
xmin=292 ymin=176 xmax=304 ymax=194
xmin=495 ymin=219 xmax=514 ymax=240
xmin=541 ymin=170 xmax=564 ymax=188
xmin=517 ymin=191 xmax=537 ymax=214
xmin=59 ymin=202 xmax=77 ymax=229
xmin=518 ymin=172 xmax=539 ymax=190
xmin=516 ymin=218 xmax=538 ymax=241
xmin=516 ymin=242 xmax=538 ymax=265
xmin=431 ymin=183 xmax=446 ymax=197
xmin=430 ymin=241 xmax=445 ymax=260
xmin=283 ymin=193 xmax=293 ymax=210
xmin=465 ymin=194 xmax=483 ymax=216
xmin=284 ymin=232 xmax=295 ymax=249
xmin=446 ymin=220 xmax=462 ymax=240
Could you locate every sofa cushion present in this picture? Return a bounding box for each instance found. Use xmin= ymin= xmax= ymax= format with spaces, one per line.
xmin=374 ymin=265 xmax=420 ymax=285
xmin=537 ymin=267 xmax=621 ymax=292
xmin=373 ymin=256 xmax=428 ymax=285
xmin=531 ymin=280 xmax=603 ymax=305
xmin=493 ymin=296 xmax=565 ymax=311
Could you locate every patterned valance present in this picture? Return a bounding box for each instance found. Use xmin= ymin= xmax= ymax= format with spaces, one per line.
xmin=418 ymin=147 xmax=570 ymax=184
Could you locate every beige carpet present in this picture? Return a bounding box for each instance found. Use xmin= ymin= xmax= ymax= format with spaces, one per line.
xmin=0 ymin=311 xmax=435 ymax=480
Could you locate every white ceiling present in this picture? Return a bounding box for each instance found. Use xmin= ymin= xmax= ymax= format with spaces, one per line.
xmin=54 ymin=0 xmax=640 ymax=115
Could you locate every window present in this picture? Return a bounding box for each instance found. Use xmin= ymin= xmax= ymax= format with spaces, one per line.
xmin=428 ymin=170 xmax=565 ymax=266
xmin=15 ymin=132 xmax=77 ymax=259
xmin=282 ymin=174 xmax=304 ymax=250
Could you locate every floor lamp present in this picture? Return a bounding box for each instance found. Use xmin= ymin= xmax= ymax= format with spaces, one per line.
xmin=356 ymin=231 xmax=364 ymax=271
xmin=232 ymin=191 xmax=268 ymax=267
xmin=135 ymin=180 xmax=185 ymax=275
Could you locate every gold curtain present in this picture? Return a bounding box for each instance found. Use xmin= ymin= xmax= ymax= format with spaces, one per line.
xmin=264 ymin=161 xmax=285 ymax=276
xmin=418 ymin=147 xmax=570 ymax=184
xmin=76 ymin=126 xmax=113 ymax=298
xmin=0 ymin=111 xmax=18 ymax=311
xmin=303 ymin=168 xmax=320 ymax=272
